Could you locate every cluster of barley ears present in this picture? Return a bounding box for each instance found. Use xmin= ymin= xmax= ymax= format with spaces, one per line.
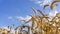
xmin=0 ymin=0 xmax=60 ymax=34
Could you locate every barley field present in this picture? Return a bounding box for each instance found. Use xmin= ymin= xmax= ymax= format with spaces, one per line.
xmin=0 ymin=0 xmax=60 ymax=34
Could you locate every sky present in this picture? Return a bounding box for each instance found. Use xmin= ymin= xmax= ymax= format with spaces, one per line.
xmin=0 ymin=0 xmax=60 ymax=28
xmin=0 ymin=0 xmax=40 ymax=27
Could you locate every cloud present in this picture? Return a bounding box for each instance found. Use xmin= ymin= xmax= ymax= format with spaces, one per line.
xmin=35 ymin=0 xmax=42 ymax=4
xmin=30 ymin=0 xmax=53 ymax=6
xmin=8 ymin=16 xmax=13 ymax=20
xmin=42 ymin=0 xmax=53 ymax=5
xmin=8 ymin=15 xmax=32 ymax=22
xmin=48 ymin=10 xmax=58 ymax=19
xmin=15 ymin=15 xmax=32 ymax=26
xmin=16 ymin=15 xmax=32 ymax=22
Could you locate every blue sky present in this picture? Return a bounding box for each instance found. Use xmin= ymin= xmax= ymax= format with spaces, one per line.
xmin=0 ymin=0 xmax=60 ymax=27
xmin=0 ymin=0 xmax=41 ymax=27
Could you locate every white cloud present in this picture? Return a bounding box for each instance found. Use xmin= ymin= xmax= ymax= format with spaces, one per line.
xmin=42 ymin=0 xmax=52 ymax=5
xmin=8 ymin=15 xmax=32 ymax=22
xmin=35 ymin=1 xmax=42 ymax=4
xmin=16 ymin=15 xmax=32 ymax=22
xmin=16 ymin=15 xmax=32 ymax=26
xmin=31 ymin=0 xmax=53 ymax=6
xmin=8 ymin=16 xmax=13 ymax=20
xmin=48 ymin=10 xmax=58 ymax=19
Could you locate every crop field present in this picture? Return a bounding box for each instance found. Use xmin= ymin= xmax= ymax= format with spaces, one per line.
xmin=0 ymin=0 xmax=60 ymax=34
